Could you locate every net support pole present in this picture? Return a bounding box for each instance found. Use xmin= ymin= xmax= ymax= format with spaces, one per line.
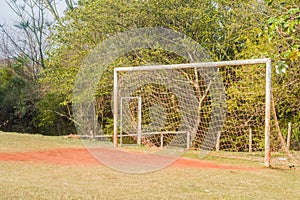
xmin=187 ymin=131 xmax=190 ymax=149
xmin=264 ymin=59 xmax=272 ymax=167
xmin=120 ymin=98 xmax=123 ymax=147
xmin=137 ymin=97 xmax=142 ymax=145
xmin=113 ymin=69 xmax=119 ymax=147
xmin=216 ymin=131 xmax=221 ymax=151
xmin=249 ymin=127 xmax=252 ymax=153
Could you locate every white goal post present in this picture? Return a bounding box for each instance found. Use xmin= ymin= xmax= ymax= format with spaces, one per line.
xmin=113 ymin=58 xmax=272 ymax=167
xmin=120 ymin=96 xmax=142 ymax=146
xmin=119 ymin=96 xmax=191 ymax=148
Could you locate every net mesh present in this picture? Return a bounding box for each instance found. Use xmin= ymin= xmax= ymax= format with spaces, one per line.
xmin=115 ymin=62 xmax=298 ymax=167
xmin=118 ymin=64 xmax=264 ymax=151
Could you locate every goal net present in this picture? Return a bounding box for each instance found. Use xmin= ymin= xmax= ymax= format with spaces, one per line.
xmin=113 ymin=58 xmax=281 ymax=167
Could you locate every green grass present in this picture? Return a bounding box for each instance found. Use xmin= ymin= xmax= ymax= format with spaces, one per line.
xmin=0 ymin=131 xmax=300 ymax=199
xmin=0 ymin=131 xmax=83 ymax=152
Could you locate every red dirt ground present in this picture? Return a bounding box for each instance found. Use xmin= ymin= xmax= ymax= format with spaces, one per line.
xmin=0 ymin=148 xmax=258 ymax=171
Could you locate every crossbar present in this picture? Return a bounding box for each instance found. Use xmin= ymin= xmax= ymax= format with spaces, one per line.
xmin=115 ymin=58 xmax=270 ymax=72
xmin=119 ymin=131 xmax=190 ymax=148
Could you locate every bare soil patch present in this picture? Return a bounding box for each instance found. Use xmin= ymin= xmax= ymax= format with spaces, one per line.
xmin=0 ymin=147 xmax=258 ymax=171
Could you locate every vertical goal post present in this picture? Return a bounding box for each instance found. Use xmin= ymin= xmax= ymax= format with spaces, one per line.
xmin=113 ymin=58 xmax=272 ymax=167
xmin=119 ymin=96 xmax=142 ymax=146
xmin=119 ymin=96 xmax=191 ymax=148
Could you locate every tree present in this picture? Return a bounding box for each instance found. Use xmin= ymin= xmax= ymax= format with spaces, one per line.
xmin=0 ymin=0 xmax=77 ymax=134
xmin=43 ymin=0 xmax=269 ymax=138
xmin=0 ymin=0 xmax=78 ymax=78
xmin=0 ymin=0 xmax=51 ymax=78
xmin=265 ymin=0 xmax=300 ymax=150
xmin=0 ymin=57 xmax=39 ymax=132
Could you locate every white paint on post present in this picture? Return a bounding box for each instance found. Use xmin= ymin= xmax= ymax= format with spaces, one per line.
xmin=249 ymin=127 xmax=252 ymax=153
xmin=90 ymin=130 xmax=94 ymax=140
xmin=120 ymin=98 xmax=123 ymax=147
xmin=187 ymin=131 xmax=190 ymax=149
xmin=264 ymin=59 xmax=272 ymax=167
xmin=113 ymin=69 xmax=119 ymax=147
xmin=115 ymin=58 xmax=271 ymax=72
xmin=137 ymin=97 xmax=142 ymax=145
xmin=216 ymin=131 xmax=221 ymax=151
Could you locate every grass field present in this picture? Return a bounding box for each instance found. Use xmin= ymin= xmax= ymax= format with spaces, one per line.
xmin=0 ymin=132 xmax=299 ymax=199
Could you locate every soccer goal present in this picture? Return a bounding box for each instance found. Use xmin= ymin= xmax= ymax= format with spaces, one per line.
xmin=113 ymin=58 xmax=272 ymax=167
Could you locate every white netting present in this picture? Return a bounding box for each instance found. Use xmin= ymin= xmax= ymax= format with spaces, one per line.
xmin=116 ymin=62 xmax=299 ymax=168
xmin=72 ymin=27 xmax=296 ymax=172
xmin=117 ymin=65 xmax=226 ymax=151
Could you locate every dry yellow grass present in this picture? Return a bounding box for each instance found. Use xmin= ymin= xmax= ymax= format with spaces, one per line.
xmin=0 ymin=132 xmax=299 ymax=199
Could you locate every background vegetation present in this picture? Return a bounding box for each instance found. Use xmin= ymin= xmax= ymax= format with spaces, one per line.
xmin=0 ymin=0 xmax=299 ymax=149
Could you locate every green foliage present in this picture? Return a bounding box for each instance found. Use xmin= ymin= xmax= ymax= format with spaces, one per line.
xmin=266 ymin=1 xmax=299 ymax=73
xmin=36 ymin=92 xmax=76 ymax=135
xmin=43 ymin=0 xmax=268 ymax=138
xmin=0 ymin=58 xmax=39 ymax=133
xmin=1 ymin=0 xmax=296 ymax=151
xmin=266 ymin=0 xmax=300 ymax=143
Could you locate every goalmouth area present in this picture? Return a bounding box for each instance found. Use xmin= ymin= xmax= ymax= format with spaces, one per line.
xmin=111 ymin=58 xmax=297 ymax=168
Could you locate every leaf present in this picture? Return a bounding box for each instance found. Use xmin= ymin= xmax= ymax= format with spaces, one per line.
xmin=267 ymin=17 xmax=276 ymax=24
xmin=288 ymin=8 xmax=300 ymax=15
xmin=275 ymin=60 xmax=288 ymax=74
